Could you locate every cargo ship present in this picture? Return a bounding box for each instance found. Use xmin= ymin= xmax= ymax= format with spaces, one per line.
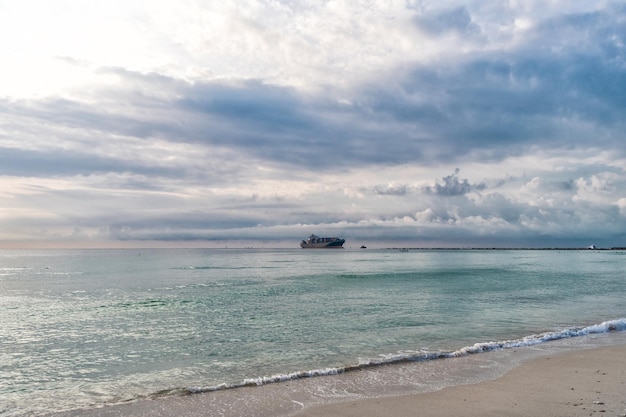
xmin=300 ymin=234 xmax=345 ymax=249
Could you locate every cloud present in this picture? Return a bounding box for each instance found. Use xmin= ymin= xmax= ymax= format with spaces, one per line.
xmin=374 ymin=184 xmax=408 ymax=196
xmin=414 ymin=7 xmax=482 ymax=37
xmin=1 ymin=1 xmax=626 ymax=248
xmin=424 ymin=169 xmax=486 ymax=196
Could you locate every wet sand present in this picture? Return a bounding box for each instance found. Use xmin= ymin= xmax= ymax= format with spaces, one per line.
xmin=294 ymin=344 xmax=626 ymax=417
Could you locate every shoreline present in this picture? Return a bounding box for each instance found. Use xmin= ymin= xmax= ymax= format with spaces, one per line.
xmin=52 ymin=331 xmax=626 ymax=417
xmin=294 ymin=343 xmax=626 ymax=417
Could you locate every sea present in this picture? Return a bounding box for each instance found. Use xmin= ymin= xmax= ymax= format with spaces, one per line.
xmin=1 ymin=248 xmax=626 ymax=417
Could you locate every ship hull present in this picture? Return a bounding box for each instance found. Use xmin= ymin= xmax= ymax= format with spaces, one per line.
xmin=300 ymin=235 xmax=345 ymax=249
xmin=300 ymin=241 xmax=345 ymax=249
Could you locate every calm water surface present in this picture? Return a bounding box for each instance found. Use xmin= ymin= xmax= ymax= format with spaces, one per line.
xmin=1 ymin=248 xmax=625 ymax=416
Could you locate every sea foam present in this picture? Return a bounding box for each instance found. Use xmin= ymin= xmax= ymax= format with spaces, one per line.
xmin=188 ymin=318 xmax=626 ymax=394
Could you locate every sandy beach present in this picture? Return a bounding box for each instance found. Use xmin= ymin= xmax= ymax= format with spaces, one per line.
xmin=294 ymin=344 xmax=626 ymax=417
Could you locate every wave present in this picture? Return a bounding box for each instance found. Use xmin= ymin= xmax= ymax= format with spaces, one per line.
xmin=187 ymin=318 xmax=626 ymax=394
xmin=175 ymin=265 xmax=278 ymax=270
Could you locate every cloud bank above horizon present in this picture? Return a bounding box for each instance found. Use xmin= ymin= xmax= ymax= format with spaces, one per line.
xmin=1 ymin=0 xmax=625 ymax=248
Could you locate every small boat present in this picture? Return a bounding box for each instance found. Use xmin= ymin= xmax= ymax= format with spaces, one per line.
xmin=300 ymin=234 xmax=345 ymax=249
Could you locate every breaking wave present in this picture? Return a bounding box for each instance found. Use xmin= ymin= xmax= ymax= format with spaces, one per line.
xmin=188 ymin=318 xmax=626 ymax=394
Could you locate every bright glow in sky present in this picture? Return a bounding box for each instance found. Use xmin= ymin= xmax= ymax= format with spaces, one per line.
xmin=1 ymin=0 xmax=625 ymax=248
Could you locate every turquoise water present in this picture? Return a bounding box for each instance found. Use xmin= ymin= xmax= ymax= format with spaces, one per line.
xmin=1 ymin=248 xmax=625 ymax=416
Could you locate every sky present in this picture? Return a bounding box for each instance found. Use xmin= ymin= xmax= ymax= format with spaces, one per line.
xmin=1 ymin=0 xmax=625 ymax=249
